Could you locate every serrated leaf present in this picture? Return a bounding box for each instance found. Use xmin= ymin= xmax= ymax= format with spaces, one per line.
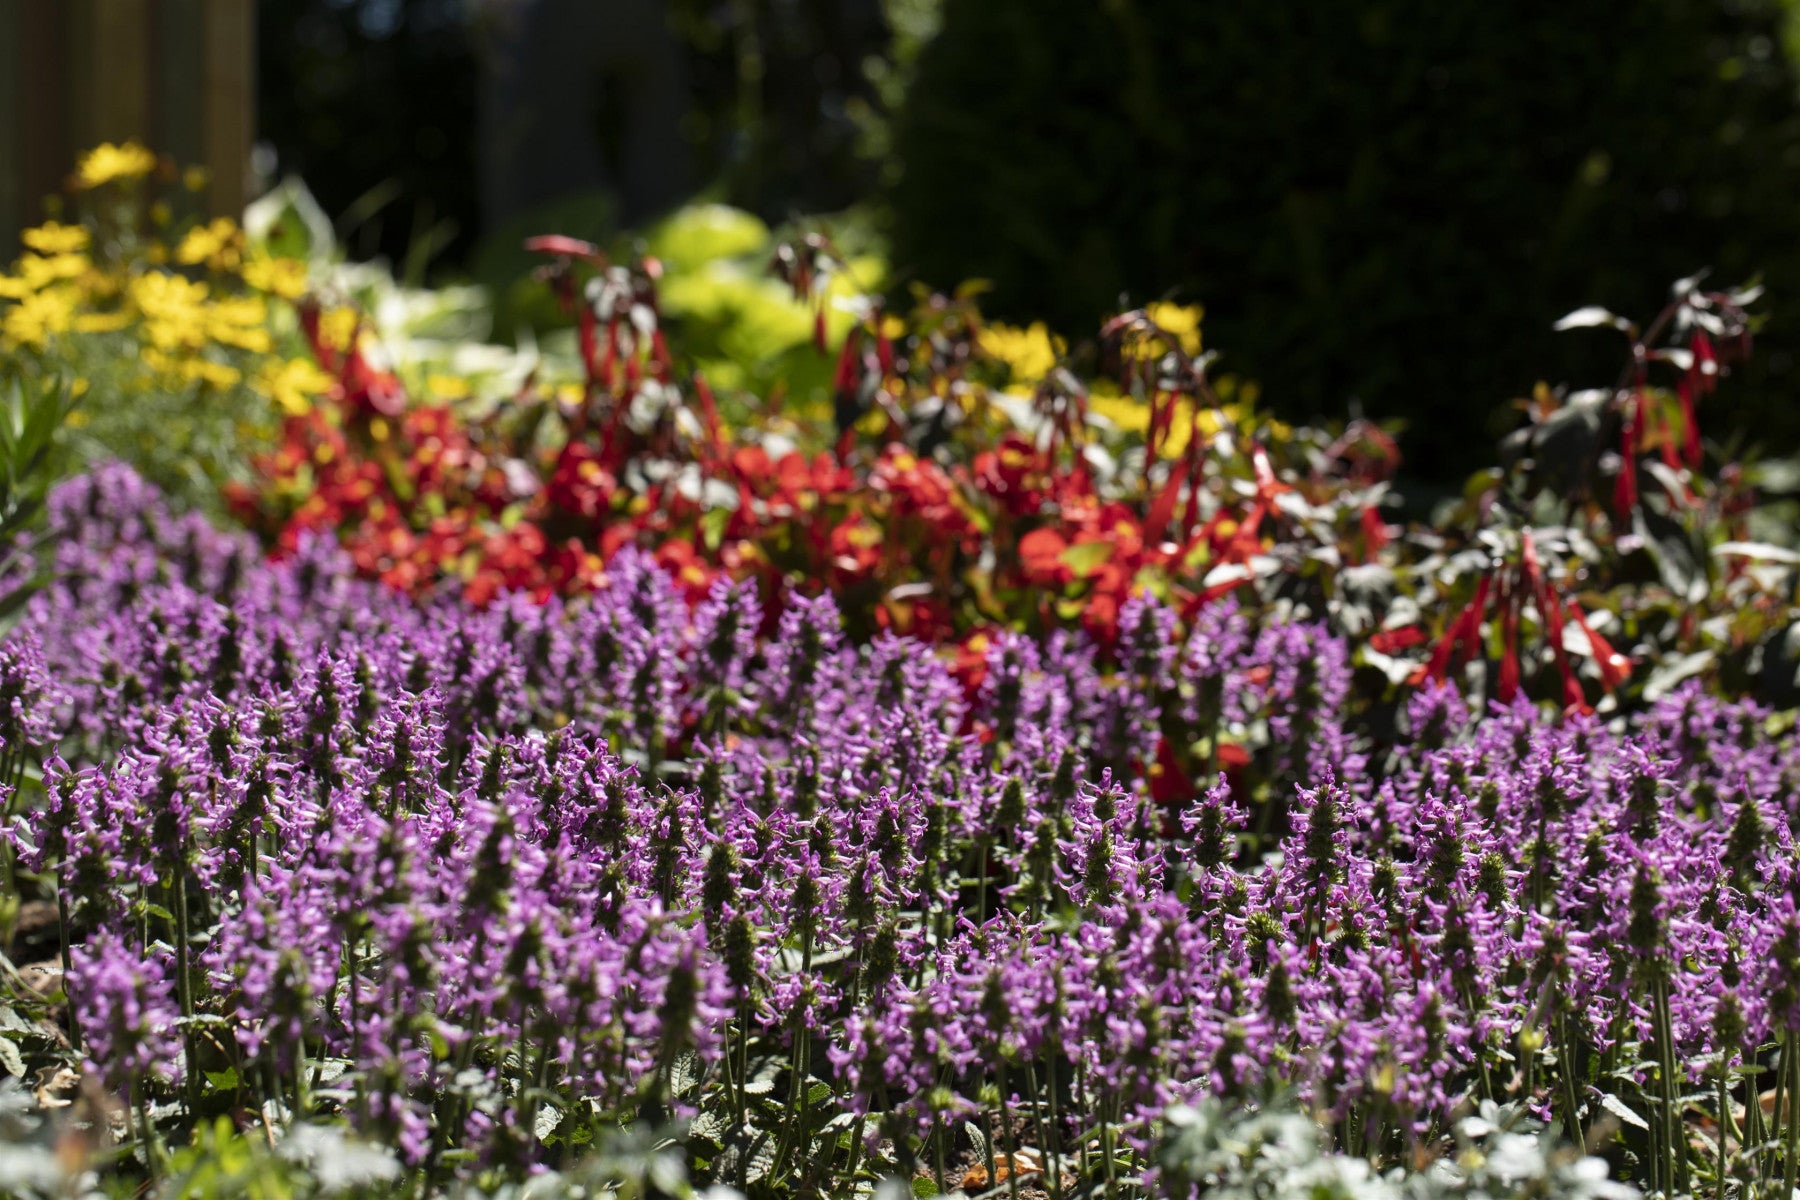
xmin=669 ymin=1050 xmax=702 ymax=1095
xmin=743 ymin=1056 xmax=782 ymax=1096
xmin=718 ymin=1127 xmax=777 ymax=1184
xmin=690 ymin=1109 xmax=729 ymax=1145
xmin=965 ymin=1120 xmax=989 ymax=1161
xmin=535 ymin=1103 xmax=562 ymax=1141
xmin=1599 ymin=1092 xmax=1649 ymax=1130
xmin=0 ymin=1036 xmax=22 ymax=1078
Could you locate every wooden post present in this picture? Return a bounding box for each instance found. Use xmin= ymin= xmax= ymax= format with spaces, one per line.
xmin=0 ymin=0 xmax=254 ymax=253
xmin=202 ymin=0 xmax=253 ymax=220
xmin=0 ymin=0 xmax=19 ymax=245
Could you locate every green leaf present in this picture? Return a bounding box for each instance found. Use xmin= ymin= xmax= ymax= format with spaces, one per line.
xmin=1599 ymin=1092 xmax=1649 ymax=1131
xmin=644 ymin=204 xmax=771 ymax=273
xmin=1059 ymin=540 xmax=1113 ymax=577
xmin=1715 ymin=540 xmax=1800 ymax=565
xmin=1552 ymin=306 xmax=1630 ymax=332
xmin=700 ymin=505 xmax=730 ymax=553
xmin=1643 ymin=650 xmax=1715 ymax=701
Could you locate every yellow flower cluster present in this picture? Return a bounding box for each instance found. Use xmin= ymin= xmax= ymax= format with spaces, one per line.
xmin=255 ymin=356 xmax=338 ymax=416
xmin=0 ymin=196 xmax=315 ymax=401
xmin=979 ymin=321 xmax=1065 ymax=389
xmin=77 ymin=142 xmax=158 ymax=189
xmin=1143 ymin=302 xmax=1202 ymax=356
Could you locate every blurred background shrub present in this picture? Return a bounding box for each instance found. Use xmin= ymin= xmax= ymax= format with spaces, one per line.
xmin=888 ymin=0 xmax=1800 ymax=479
xmin=16 ymin=0 xmax=1800 ymax=486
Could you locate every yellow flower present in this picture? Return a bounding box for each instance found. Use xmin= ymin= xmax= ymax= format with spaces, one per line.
xmin=20 ymin=222 xmax=89 ymax=257
xmin=256 ymin=357 xmax=337 ymax=416
xmin=76 ymin=142 xmax=157 ymax=189
xmin=318 ymin=306 xmax=360 ymax=354
xmin=426 ymin=373 xmax=470 ymax=400
xmin=72 ymin=310 xmax=132 ymax=334
xmin=144 ymin=347 xmax=239 ymax=388
xmin=175 ymin=217 xmax=243 ymax=270
xmin=1086 ymin=390 xmax=1253 ymax=458
xmin=2 ymin=287 xmax=79 ymax=347
xmin=979 ymin=321 xmax=1063 ymax=386
xmin=1144 ymin=302 xmax=1203 ymax=355
xmin=184 ymin=357 xmax=243 ymax=389
xmin=18 ymin=253 xmax=89 ymax=291
xmin=241 ymin=254 xmax=309 ymax=300
xmin=205 ymin=294 xmax=271 ymax=353
xmin=131 ymin=271 xmax=212 ymax=351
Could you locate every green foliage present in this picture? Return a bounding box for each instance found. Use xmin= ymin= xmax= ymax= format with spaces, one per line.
xmin=0 ymin=373 xmax=75 ymax=548
xmin=890 ymin=0 xmax=1800 ymax=479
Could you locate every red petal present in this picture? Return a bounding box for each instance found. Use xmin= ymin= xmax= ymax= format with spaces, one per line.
xmin=523 ymin=235 xmax=602 ymax=261
xmin=1145 ymin=458 xmax=1191 ymax=544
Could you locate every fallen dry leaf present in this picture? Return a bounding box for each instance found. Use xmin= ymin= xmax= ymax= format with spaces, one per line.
xmin=963 ymin=1149 xmax=1043 ymax=1191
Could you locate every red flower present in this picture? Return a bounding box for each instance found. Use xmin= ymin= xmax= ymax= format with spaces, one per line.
xmin=546 ymin=442 xmax=618 ymax=521
xmin=1018 ymin=527 xmax=1068 ymax=584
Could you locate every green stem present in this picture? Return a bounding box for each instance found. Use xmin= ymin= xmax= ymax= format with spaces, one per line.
xmin=1785 ymin=1034 xmax=1799 ymax=1200
xmin=292 ymin=1036 xmax=309 ymax=1120
xmin=1744 ymin=1048 xmax=1765 ymax=1194
xmin=1025 ymin=1060 xmax=1056 ymax=1200
xmin=1099 ymin=1107 xmax=1117 ymax=1200
xmin=56 ymin=890 xmax=79 ymax=1053
xmin=933 ymin=1114 xmax=947 ymax=1197
xmin=979 ymin=1107 xmax=997 ymax=1193
xmin=1558 ymin=1012 xmax=1583 ymax=1149
xmin=1718 ymin=1061 xmax=1730 ymax=1200
xmin=842 ymin=1111 xmax=869 ymax=1191
xmin=975 ymin=839 xmax=990 ymax=924
xmin=999 ymin=1063 xmax=1021 ymax=1200
xmin=173 ymin=872 xmax=198 ymax=1117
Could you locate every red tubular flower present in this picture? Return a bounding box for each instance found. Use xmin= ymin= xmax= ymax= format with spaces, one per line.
xmin=1520 ymin=530 xmax=1587 ymax=712
xmin=1497 ymin=585 xmax=1521 ymax=703
xmin=1678 ymin=331 xmax=1716 ymax=470
xmin=1145 ymin=459 xmax=1190 ymax=545
xmin=832 ymin=327 xmax=864 ymax=397
xmin=692 ymin=372 xmax=724 ymax=457
xmin=1424 ymin=572 xmax=1492 ymax=684
xmin=1567 ymin=599 xmax=1630 ymax=693
xmin=522 ymin=234 xmax=603 ymax=261
xmin=1359 ymin=504 xmax=1390 ymax=558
